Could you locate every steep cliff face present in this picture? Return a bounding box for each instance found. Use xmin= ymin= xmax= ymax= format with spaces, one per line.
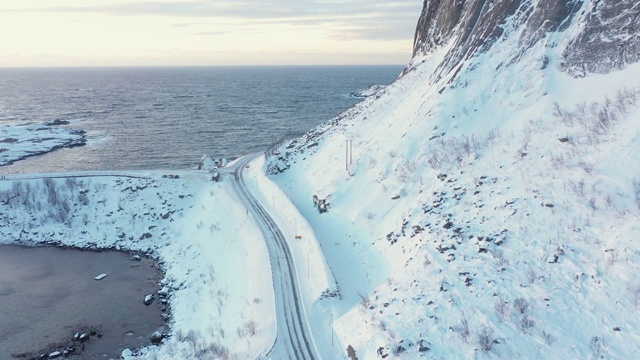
xmin=412 ymin=0 xmax=640 ymax=77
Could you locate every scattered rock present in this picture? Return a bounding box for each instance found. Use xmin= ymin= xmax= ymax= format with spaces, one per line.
xmin=418 ymin=340 xmax=431 ymax=352
xmin=144 ymin=294 xmax=155 ymax=305
xmin=48 ymin=351 xmax=62 ymax=358
xmin=150 ymin=331 xmax=163 ymax=344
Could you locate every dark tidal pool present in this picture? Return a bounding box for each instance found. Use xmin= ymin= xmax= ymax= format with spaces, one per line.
xmin=0 ymin=245 xmax=166 ymax=359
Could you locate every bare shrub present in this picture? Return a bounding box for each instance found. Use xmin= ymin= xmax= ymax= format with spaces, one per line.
xmin=542 ymin=330 xmax=556 ymax=345
xmin=513 ymin=297 xmax=530 ymax=314
xmin=607 ymin=249 xmax=619 ymax=265
xmin=550 ymin=153 xmax=565 ymax=169
xmin=553 ymin=102 xmax=573 ymax=125
xmin=526 ymin=268 xmax=537 ymax=284
xmin=243 ymin=320 xmax=257 ymax=336
xmin=477 ymin=326 xmax=500 ymax=352
xmin=43 ymin=177 xmax=59 ymax=206
xmin=633 ymin=179 xmax=640 ymax=210
xmin=521 ymin=127 xmax=532 ymax=152
xmin=492 ymin=249 xmax=508 ymax=267
xmin=519 ymin=315 xmax=535 ymax=333
xmin=423 ymin=253 xmax=431 ymax=267
xmin=396 ymin=160 xmax=417 ymax=183
xmin=457 ymin=317 xmax=470 ymax=343
xmin=358 ymin=292 xmax=371 ymax=310
xmin=628 ymin=284 xmax=640 ymax=309
xmin=589 ymin=336 xmax=605 ymax=358
xmin=604 ymin=194 xmax=614 ymax=209
xmin=494 ymin=296 xmax=509 ymax=322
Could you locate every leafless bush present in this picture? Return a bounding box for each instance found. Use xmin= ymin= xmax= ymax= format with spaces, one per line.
xmin=607 ymin=249 xmax=619 ymax=265
xmin=396 ymin=160 xmax=418 ymax=182
xmin=423 ymin=253 xmax=431 ymax=267
xmin=477 ymin=326 xmax=500 ymax=352
xmin=427 ymin=152 xmax=442 ymax=169
xmin=519 ymin=315 xmax=535 ymax=333
xmin=521 ymin=127 xmax=532 ymax=152
xmin=569 ymin=179 xmax=586 ymax=197
xmin=628 ymin=284 xmax=640 ymax=309
xmin=542 ymin=330 xmax=556 ymax=345
xmin=494 ymin=296 xmax=509 ymax=322
xmin=553 ymin=102 xmax=573 ymax=125
xmin=358 ymin=292 xmax=371 ymax=310
xmin=589 ymin=336 xmax=605 ymax=358
xmin=457 ymin=317 xmax=470 ymax=343
xmin=526 ymin=268 xmax=537 ymax=284
xmin=633 ymin=179 xmax=640 ymax=210
xmin=513 ymin=297 xmax=530 ymax=314
xmin=550 ymin=153 xmax=565 ymax=169
xmin=604 ymin=194 xmax=614 ymax=209
xmin=243 ymin=320 xmax=257 ymax=336
xmin=43 ymin=178 xmax=59 ymax=206
xmin=492 ymin=249 xmax=508 ymax=267
xmin=65 ymin=177 xmax=78 ymax=190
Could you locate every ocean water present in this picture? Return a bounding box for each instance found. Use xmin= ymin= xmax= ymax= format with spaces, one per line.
xmin=0 ymin=66 xmax=402 ymax=173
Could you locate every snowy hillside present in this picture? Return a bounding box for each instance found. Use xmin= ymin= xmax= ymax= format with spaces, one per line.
xmin=267 ymin=1 xmax=640 ymax=359
xmin=0 ymin=172 xmax=275 ymax=359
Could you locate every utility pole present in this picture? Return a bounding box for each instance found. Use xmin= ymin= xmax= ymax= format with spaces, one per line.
xmin=331 ymin=314 xmax=334 ymax=347
xmin=345 ymin=139 xmax=353 ymax=171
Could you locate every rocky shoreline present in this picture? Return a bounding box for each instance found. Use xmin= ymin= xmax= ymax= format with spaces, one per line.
xmin=0 ymin=244 xmax=171 ymax=360
xmin=0 ymin=123 xmax=87 ymax=167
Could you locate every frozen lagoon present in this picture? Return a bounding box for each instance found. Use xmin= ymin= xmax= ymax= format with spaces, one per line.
xmin=0 ymin=245 xmax=165 ymax=359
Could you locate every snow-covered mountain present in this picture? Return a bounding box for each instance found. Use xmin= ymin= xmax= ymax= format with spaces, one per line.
xmin=268 ymin=1 xmax=640 ymax=358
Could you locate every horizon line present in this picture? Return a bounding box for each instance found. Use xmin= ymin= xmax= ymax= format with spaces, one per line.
xmin=0 ymin=63 xmax=408 ymax=69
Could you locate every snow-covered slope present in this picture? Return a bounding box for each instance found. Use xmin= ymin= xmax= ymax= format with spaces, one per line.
xmin=267 ymin=1 xmax=640 ymax=358
xmin=0 ymin=172 xmax=275 ymax=359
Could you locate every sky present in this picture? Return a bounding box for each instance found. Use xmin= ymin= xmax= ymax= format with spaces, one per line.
xmin=0 ymin=0 xmax=423 ymax=67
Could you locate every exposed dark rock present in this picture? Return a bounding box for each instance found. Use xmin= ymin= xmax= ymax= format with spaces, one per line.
xmin=410 ymin=0 xmax=639 ymax=78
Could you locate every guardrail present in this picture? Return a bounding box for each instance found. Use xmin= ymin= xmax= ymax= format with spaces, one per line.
xmin=265 ymin=132 xmax=306 ymax=158
xmin=0 ymin=172 xmax=151 ymax=181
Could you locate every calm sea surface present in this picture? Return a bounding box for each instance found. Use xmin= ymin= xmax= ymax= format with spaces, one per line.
xmin=0 ymin=66 xmax=402 ymax=173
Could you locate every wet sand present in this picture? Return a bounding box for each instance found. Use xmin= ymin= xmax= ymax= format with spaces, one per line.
xmin=0 ymin=245 xmax=166 ymax=359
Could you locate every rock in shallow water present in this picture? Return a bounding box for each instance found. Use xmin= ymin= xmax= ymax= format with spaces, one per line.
xmin=144 ymin=294 xmax=154 ymax=305
xmin=150 ymin=331 xmax=163 ymax=344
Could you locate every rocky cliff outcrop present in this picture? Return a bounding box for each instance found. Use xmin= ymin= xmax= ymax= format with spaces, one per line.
xmin=412 ymin=0 xmax=640 ymax=77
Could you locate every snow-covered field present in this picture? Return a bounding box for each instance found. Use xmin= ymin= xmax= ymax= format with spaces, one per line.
xmin=0 ymin=170 xmax=276 ymax=359
xmin=265 ymin=7 xmax=640 ymax=359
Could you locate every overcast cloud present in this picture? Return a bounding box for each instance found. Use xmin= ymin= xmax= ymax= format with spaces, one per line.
xmin=0 ymin=0 xmax=423 ymax=66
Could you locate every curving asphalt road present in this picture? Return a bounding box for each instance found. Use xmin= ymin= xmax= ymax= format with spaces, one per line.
xmin=228 ymin=153 xmax=320 ymax=360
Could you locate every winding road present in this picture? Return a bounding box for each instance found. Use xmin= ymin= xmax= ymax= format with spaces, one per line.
xmin=228 ymin=153 xmax=320 ymax=360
